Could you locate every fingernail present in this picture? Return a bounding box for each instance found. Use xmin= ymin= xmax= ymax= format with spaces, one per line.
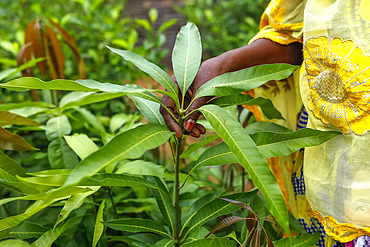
xmin=185 ymin=120 xmax=195 ymax=131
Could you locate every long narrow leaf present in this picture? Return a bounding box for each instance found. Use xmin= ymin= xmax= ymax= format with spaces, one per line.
xmin=30 ymin=216 xmax=82 ymax=247
xmin=107 ymin=46 xmax=178 ymax=101
xmin=252 ymin=128 xmax=340 ymax=159
xmin=182 ymin=238 xmax=236 ymax=246
xmin=104 ymin=218 xmax=171 ymax=238
xmin=180 ymin=191 xmax=257 ymax=240
xmin=150 ymin=177 xmax=175 ymax=236
xmin=194 ymin=64 xmax=299 ymax=99
xmin=0 ymin=126 xmax=37 ymax=151
xmin=273 ymin=232 xmax=320 ymax=247
xmin=0 ymin=111 xmax=40 ymax=126
xmin=200 ymin=105 xmax=290 ymax=235
xmin=172 ymin=22 xmax=202 ymax=97
xmin=64 ymin=124 xmax=173 ymax=186
xmin=92 ymin=200 xmax=106 ymax=247
xmin=210 ymin=94 xmax=283 ymax=120
xmin=129 ymin=96 xmax=164 ymax=125
xmin=0 ymin=77 xmax=144 ymax=92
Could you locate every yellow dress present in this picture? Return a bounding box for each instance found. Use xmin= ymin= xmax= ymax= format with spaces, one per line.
xmin=250 ymin=0 xmax=370 ymax=245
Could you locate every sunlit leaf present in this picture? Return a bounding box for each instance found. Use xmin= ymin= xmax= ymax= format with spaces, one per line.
xmin=64 ymin=134 xmax=98 ymax=160
xmin=0 ymin=77 xmax=144 ymax=92
xmin=0 ymin=239 xmax=30 ymax=247
xmin=107 ymin=46 xmax=178 ymax=103
xmin=115 ymin=160 xmax=165 ymax=177
xmin=64 ymin=124 xmax=173 ymax=186
xmin=200 ymin=105 xmax=290 ymax=235
xmin=92 ymin=200 xmax=105 ymax=247
xmin=172 ymin=22 xmax=202 ymax=98
xmin=195 ymin=64 xmax=299 ymax=99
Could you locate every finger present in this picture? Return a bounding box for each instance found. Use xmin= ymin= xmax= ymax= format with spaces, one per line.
xmin=190 ymin=127 xmax=201 ymax=138
xmin=160 ymin=95 xmax=182 ymax=138
xmin=194 ymin=123 xmax=206 ymax=135
xmin=183 ymin=96 xmax=209 ymax=132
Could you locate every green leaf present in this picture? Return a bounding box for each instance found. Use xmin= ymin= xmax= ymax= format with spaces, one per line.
xmin=200 ymin=105 xmax=290 ymax=235
xmin=55 ymin=187 xmax=99 ymax=227
xmin=45 ymin=115 xmax=71 ymax=141
xmin=129 ymin=96 xmax=165 ymax=125
xmin=0 ymin=77 xmax=139 ymax=92
xmin=9 ymin=221 xmax=49 ymax=239
xmin=182 ymin=237 xmax=236 ymax=246
xmin=0 ymin=57 xmax=45 ymax=82
xmin=48 ymin=138 xmax=79 ymax=169
xmin=0 ymin=111 xmax=41 ymax=126
xmin=0 ymin=126 xmax=37 ymax=151
xmin=149 ymin=177 xmax=175 ymax=236
xmin=210 ymin=94 xmax=284 ymax=120
xmin=0 ymin=151 xmax=26 ymax=177
xmin=180 ymin=134 xmax=219 ymax=159
xmin=180 ymin=191 xmax=257 ymax=240
xmin=0 ymin=239 xmax=30 ymax=247
xmin=252 ymin=128 xmax=341 ymax=159
xmin=82 ymin=174 xmax=162 ymax=192
xmin=107 ymin=46 xmax=178 ymax=102
xmin=30 ymin=216 xmax=82 ymax=247
xmin=245 ymin=121 xmax=293 ymax=135
xmin=92 ymin=200 xmax=106 ymax=247
xmin=273 ymin=232 xmax=320 ymax=247
xmin=0 ymin=102 xmax=54 ymax=111
xmin=172 ymin=22 xmax=202 ymax=97
xmin=193 ymin=142 xmax=238 ymax=168
xmin=152 ymin=239 xmax=176 ymax=247
xmin=149 ymin=8 xmax=158 ymax=23
xmin=104 ymin=218 xmax=171 ymax=238
xmin=58 ymin=91 xmax=127 ymax=111
xmin=195 ymin=64 xmax=299 ymax=99
xmin=64 ymin=134 xmax=99 ymax=160
xmin=115 ymin=160 xmax=165 ymax=177
xmin=64 ymin=124 xmax=173 ymax=186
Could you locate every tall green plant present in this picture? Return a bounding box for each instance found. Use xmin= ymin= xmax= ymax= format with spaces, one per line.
xmin=0 ymin=22 xmax=339 ymax=246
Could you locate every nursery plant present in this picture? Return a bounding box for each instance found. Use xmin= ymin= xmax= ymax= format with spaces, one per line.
xmin=0 ymin=22 xmax=339 ymax=246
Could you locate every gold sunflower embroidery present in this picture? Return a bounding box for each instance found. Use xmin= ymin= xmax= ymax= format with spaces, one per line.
xmin=304 ymin=36 xmax=370 ymax=135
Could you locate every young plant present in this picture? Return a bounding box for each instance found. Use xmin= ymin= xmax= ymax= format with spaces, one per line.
xmin=0 ymin=22 xmax=339 ymax=246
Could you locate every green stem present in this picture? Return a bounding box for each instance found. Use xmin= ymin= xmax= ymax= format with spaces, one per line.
xmin=174 ymin=136 xmax=182 ymax=246
xmin=107 ymin=187 xmax=118 ymax=218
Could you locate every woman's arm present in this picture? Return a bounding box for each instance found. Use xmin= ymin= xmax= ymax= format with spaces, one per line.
xmin=160 ymin=38 xmax=303 ymax=138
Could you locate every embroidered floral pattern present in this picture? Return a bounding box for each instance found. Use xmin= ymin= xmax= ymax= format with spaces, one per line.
xmin=304 ymin=37 xmax=370 ymax=135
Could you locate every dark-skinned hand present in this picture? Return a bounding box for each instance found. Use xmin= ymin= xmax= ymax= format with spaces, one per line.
xmin=160 ymin=57 xmax=224 ymax=139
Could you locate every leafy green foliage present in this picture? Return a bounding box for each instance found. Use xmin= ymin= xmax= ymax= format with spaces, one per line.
xmin=0 ymin=20 xmax=338 ymax=247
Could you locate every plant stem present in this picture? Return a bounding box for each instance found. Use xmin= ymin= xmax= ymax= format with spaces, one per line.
xmin=174 ymin=136 xmax=182 ymax=246
xmin=107 ymin=187 xmax=118 ymax=218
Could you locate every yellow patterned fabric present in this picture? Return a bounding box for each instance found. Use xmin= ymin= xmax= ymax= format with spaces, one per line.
xmin=250 ymin=0 xmax=370 ymax=244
